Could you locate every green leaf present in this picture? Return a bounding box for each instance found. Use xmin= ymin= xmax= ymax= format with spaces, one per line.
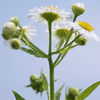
xmin=59 ymin=45 xmax=77 ymax=53
xmin=21 ymin=47 xmax=48 ymax=58
xmin=25 ymin=84 xmax=32 ymax=87
xmin=40 ymin=69 xmax=49 ymax=91
xmin=40 ymin=69 xmax=50 ymax=100
xmin=54 ymin=83 xmax=65 ymax=100
xmin=12 ymin=90 xmax=25 ymax=100
xmin=77 ymin=81 xmax=100 ymax=100
xmin=54 ymin=79 xmax=58 ymax=82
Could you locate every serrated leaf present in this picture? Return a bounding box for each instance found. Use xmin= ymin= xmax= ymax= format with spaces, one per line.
xmin=12 ymin=90 xmax=25 ymax=100
xmin=54 ymin=83 xmax=65 ymax=100
xmin=77 ymin=81 xmax=100 ymax=100
xmin=21 ymin=47 xmax=47 ymax=58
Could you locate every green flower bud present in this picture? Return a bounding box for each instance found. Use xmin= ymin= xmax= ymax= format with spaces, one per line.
xmin=72 ymin=3 xmax=85 ymax=16
xmin=30 ymin=75 xmax=38 ymax=83
xmin=69 ymin=87 xmax=79 ymax=97
xmin=2 ymin=32 xmax=10 ymax=40
xmin=31 ymin=79 xmax=44 ymax=93
xmin=2 ymin=22 xmax=16 ymax=37
xmin=75 ymin=35 xmax=88 ymax=46
xmin=10 ymin=17 xmax=19 ymax=26
xmin=37 ymin=83 xmax=44 ymax=93
xmin=10 ymin=38 xmax=21 ymax=49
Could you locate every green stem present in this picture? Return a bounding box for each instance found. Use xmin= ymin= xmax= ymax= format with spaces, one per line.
xmin=48 ymin=21 xmax=54 ymax=100
xmin=73 ymin=15 xmax=78 ymax=22
xmin=51 ymin=35 xmax=81 ymax=54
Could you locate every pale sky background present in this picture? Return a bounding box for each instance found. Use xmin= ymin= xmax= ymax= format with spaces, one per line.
xmin=0 ymin=0 xmax=100 ymax=100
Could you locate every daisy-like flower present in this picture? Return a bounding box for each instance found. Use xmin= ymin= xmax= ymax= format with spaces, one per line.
xmin=28 ymin=5 xmax=72 ymax=25
xmin=52 ymin=23 xmax=74 ymax=46
xmin=22 ymin=24 xmax=36 ymax=40
xmin=72 ymin=21 xmax=100 ymax=42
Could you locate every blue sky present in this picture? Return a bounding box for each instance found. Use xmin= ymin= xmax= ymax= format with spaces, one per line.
xmin=0 ymin=0 xmax=100 ymax=100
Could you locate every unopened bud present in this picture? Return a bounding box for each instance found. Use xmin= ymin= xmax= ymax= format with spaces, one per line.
xmin=69 ymin=87 xmax=79 ymax=97
xmin=30 ymin=75 xmax=38 ymax=83
xmin=72 ymin=3 xmax=85 ymax=16
xmin=2 ymin=22 xmax=16 ymax=37
xmin=75 ymin=35 xmax=88 ymax=46
xmin=10 ymin=17 xmax=19 ymax=26
xmin=10 ymin=38 xmax=21 ymax=49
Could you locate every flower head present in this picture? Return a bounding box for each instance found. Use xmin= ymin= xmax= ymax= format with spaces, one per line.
xmin=72 ymin=21 xmax=100 ymax=42
xmin=52 ymin=23 xmax=74 ymax=45
xmin=22 ymin=24 xmax=36 ymax=40
xmin=72 ymin=2 xmax=85 ymax=16
xmin=28 ymin=6 xmax=72 ymax=25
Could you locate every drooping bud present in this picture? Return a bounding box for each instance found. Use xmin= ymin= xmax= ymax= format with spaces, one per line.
xmin=75 ymin=35 xmax=88 ymax=46
xmin=69 ymin=87 xmax=79 ymax=97
xmin=72 ymin=3 xmax=85 ymax=17
xmin=2 ymin=22 xmax=16 ymax=37
xmin=30 ymin=75 xmax=38 ymax=83
xmin=10 ymin=17 xmax=19 ymax=26
xmin=10 ymin=38 xmax=21 ymax=49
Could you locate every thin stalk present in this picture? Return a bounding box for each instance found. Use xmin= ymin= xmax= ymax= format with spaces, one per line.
xmin=48 ymin=21 xmax=54 ymax=100
xmin=51 ymin=34 xmax=81 ymax=54
xmin=73 ymin=15 xmax=78 ymax=22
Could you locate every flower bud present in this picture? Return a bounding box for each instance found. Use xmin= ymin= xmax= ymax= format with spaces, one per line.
xmin=30 ymin=75 xmax=38 ymax=83
xmin=69 ymin=87 xmax=79 ymax=97
xmin=37 ymin=82 xmax=44 ymax=93
xmin=2 ymin=22 xmax=16 ymax=37
xmin=10 ymin=38 xmax=21 ymax=49
xmin=10 ymin=17 xmax=19 ymax=26
xmin=72 ymin=3 xmax=85 ymax=16
xmin=75 ymin=35 xmax=88 ymax=46
xmin=2 ymin=32 xmax=10 ymax=40
xmin=31 ymin=78 xmax=44 ymax=93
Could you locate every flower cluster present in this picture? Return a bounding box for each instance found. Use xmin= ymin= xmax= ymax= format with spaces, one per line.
xmin=2 ymin=3 xmax=100 ymax=50
xmin=2 ymin=17 xmax=36 ymax=49
xmin=28 ymin=3 xmax=100 ymax=48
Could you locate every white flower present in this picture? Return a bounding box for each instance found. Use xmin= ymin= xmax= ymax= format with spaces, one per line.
xmin=52 ymin=22 xmax=74 ymax=46
xmin=22 ymin=24 xmax=36 ymax=40
xmin=72 ymin=21 xmax=100 ymax=42
xmin=28 ymin=5 xmax=72 ymax=25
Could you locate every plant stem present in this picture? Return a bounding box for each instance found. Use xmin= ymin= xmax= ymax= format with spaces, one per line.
xmin=48 ymin=21 xmax=54 ymax=100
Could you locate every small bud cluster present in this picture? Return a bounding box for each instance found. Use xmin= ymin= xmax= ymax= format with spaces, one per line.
xmin=30 ymin=75 xmax=45 ymax=94
xmin=66 ymin=87 xmax=80 ymax=100
xmin=2 ymin=17 xmax=21 ymax=49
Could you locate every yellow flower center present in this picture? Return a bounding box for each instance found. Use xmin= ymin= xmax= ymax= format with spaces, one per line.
xmin=44 ymin=6 xmax=58 ymax=10
xmin=78 ymin=21 xmax=94 ymax=31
